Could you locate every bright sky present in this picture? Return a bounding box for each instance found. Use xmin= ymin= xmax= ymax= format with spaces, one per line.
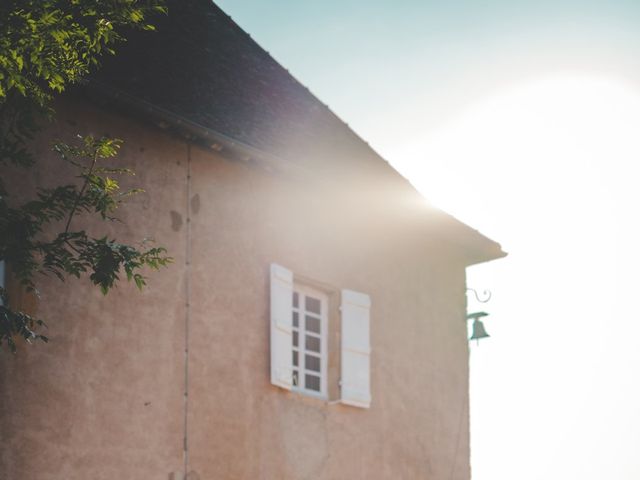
xmin=217 ymin=1 xmax=640 ymax=478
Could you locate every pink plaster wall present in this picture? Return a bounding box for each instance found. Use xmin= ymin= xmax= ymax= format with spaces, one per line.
xmin=0 ymin=97 xmax=473 ymax=479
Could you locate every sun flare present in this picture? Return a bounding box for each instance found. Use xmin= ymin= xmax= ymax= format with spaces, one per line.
xmin=392 ymin=73 xmax=640 ymax=480
xmin=394 ymin=73 xmax=640 ymax=245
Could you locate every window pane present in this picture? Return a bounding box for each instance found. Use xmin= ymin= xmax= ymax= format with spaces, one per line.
xmin=305 ymin=374 xmax=320 ymax=392
xmin=293 ymin=350 xmax=298 ymax=366
xmin=305 ymin=315 xmax=320 ymax=334
xmin=292 ymin=370 xmax=299 ymax=386
xmin=305 ymin=335 xmax=320 ymax=353
xmin=293 ymin=331 xmax=298 ymax=347
xmin=305 ymin=354 xmax=320 ymax=372
xmin=293 ymin=291 xmax=299 ymax=308
xmin=293 ymin=311 xmax=299 ymax=327
xmin=306 ymin=296 xmax=321 ymax=314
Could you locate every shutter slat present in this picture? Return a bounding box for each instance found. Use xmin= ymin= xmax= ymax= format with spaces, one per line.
xmin=270 ymin=263 xmax=293 ymax=389
xmin=340 ymin=289 xmax=371 ymax=408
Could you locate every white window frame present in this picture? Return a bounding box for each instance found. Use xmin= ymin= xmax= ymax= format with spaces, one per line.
xmin=291 ymin=283 xmax=328 ymax=399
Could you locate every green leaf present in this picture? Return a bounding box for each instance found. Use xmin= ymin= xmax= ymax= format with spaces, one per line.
xmin=0 ymin=0 xmax=168 ymax=353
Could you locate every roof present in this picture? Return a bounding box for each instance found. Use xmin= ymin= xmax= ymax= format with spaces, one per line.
xmin=93 ymin=0 xmax=375 ymax=164
xmin=88 ymin=0 xmax=505 ymax=265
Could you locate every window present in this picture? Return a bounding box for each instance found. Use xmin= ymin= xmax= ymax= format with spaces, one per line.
xmin=270 ymin=263 xmax=371 ymax=408
xmin=291 ymin=286 xmax=328 ymax=397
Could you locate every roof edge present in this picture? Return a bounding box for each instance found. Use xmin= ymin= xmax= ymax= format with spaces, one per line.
xmin=80 ymin=80 xmax=507 ymax=266
xmin=84 ymin=80 xmax=290 ymax=167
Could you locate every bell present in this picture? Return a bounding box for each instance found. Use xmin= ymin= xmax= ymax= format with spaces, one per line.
xmin=470 ymin=318 xmax=490 ymax=341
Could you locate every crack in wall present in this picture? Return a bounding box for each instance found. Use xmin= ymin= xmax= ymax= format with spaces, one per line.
xmin=183 ymin=142 xmax=192 ymax=476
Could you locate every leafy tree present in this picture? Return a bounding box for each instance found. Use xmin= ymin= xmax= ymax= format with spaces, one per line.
xmin=0 ymin=1 xmax=170 ymax=352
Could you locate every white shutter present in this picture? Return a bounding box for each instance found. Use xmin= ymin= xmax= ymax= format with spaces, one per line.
xmin=270 ymin=263 xmax=293 ymax=389
xmin=340 ymin=289 xmax=371 ymax=408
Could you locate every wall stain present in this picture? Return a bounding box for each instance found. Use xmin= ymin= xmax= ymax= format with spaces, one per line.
xmin=190 ymin=193 xmax=201 ymax=214
xmin=170 ymin=210 xmax=183 ymax=231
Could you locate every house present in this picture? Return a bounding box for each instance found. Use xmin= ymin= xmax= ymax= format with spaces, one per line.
xmin=0 ymin=1 xmax=505 ymax=479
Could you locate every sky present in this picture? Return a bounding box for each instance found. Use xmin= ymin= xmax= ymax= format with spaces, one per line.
xmin=216 ymin=1 xmax=640 ymax=478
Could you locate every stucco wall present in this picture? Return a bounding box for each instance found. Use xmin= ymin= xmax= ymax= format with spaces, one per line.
xmin=0 ymin=97 xmax=472 ymax=479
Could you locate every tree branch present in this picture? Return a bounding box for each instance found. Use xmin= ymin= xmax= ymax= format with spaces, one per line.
xmin=63 ymin=150 xmax=98 ymax=235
